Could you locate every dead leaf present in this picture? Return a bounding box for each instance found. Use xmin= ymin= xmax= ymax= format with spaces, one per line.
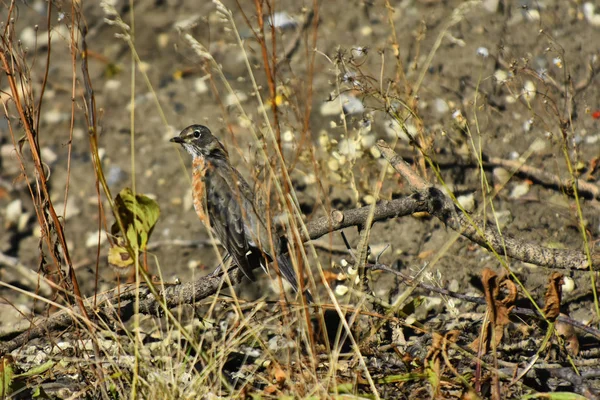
xmin=469 ymin=268 xmax=516 ymax=353
xmin=556 ymin=314 xmax=579 ymax=356
xmin=543 ymin=272 xmax=563 ymax=321
xmin=271 ymin=363 xmax=287 ymax=386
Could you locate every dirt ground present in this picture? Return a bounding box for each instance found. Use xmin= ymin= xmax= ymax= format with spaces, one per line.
xmin=1 ymin=0 xmax=600 ymax=397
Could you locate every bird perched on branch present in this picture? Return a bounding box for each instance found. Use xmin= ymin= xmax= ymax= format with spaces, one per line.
xmin=170 ymin=124 xmax=309 ymax=300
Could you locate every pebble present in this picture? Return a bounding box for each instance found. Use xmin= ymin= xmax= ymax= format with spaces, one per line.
xmin=194 ymin=77 xmax=209 ymax=94
xmin=104 ymin=79 xmax=121 ymax=92
xmin=282 ymin=130 xmax=294 ymax=142
xmin=360 ymin=26 xmax=373 ymax=36
xmin=522 ymin=80 xmax=536 ymax=101
xmin=495 ymin=210 xmax=513 ymax=229
xmin=19 ymin=26 xmax=37 ymax=49
xmin=184 ymin=188 xmax=193 ymax=211
xmin=327 ymin=158 xmax=340 ymax=172
xmin=320 ymin=94 xmax=364 ymax=116
xmin=335 ymin=284 xmax=349 ymax=296
xmin=457 ymin=193 xmax=476 ymax=212
xmin=384 ymin=118 xmax=409 ymax=141
xmin=55 ymin=197 xmax=80 ymax=220
xmin=157 ymin=33 xmax=169 ymax=49
xmin=509 ymin=182 xmax=530 ymax=199
xmin=363 ymin=194 xmax=376 ymax=205
xmin=493 ymin=167 xmax=511 ymax=186
xmin=43 ymin=109 xmax=69 ymax=124
xmin=562 ymin=276 xmax=575 ymax=293
xmin=476 ymin=47 xmax=489 ymax=58
xmin=106 ymin=166 xmax=125 ymax=186
xmin=493 ymin=69 xmax=509 ymax=84
xmin=584 ymin=3 xmax=600 ymax=26
xmin=41 ymin=147 xmax=57 ymax=164
xmin=5 ymin=199 xmax=22 ymax=227
xmin=224 ymin=91 xmax=247 ymax=107
xmin=267 ymin=12 xmax=297 ymax=29
xmin=432 ymin=98 xmax=449 ymax=115
xmin=86 ymin=230 xmax=107 ymax=248
xmin=338 ymin=138 xmax=358 ymax=160
xmin=361 ymin=134 xmax=376 ymax=148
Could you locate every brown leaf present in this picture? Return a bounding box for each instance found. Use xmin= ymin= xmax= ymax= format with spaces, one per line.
xmin=556 ymin=315 xmax=579 ymax=356
xmin=469 ymin=268 xmax=516 ymax=353
xmin=322 ymin=270 xmax=340 ymax=284
xmin=543 ymin=272 xmax=563 ymax=321
xmin=271 ymin=363 xmax=287 ymax=385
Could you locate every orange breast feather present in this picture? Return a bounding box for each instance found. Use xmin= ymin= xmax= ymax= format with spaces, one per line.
xmin=192 ymin=157 xmax=209 ymax=225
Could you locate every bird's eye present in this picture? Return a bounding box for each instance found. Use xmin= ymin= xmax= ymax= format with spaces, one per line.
xmin=193 ymin=130 xmax=201 ymax=139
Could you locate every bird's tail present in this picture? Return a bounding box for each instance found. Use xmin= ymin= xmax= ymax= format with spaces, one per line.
xmin=276 ymin=254 xmax=313 ymax=303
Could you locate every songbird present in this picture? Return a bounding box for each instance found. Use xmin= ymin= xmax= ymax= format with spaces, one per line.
xmin=170 ymin=124 xmax=308 ymax=299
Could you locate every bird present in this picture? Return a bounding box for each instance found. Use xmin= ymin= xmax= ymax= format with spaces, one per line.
xmin=170 ymin=124 xmax=309 ymax=300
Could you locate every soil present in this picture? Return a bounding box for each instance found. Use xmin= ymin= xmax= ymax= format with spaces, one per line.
xmin=1 ymin=0 xmax=600 ymax=397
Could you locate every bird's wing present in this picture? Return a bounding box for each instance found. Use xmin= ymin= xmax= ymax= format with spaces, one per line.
xmin=205 ymin=163 xmax=256 ymax=281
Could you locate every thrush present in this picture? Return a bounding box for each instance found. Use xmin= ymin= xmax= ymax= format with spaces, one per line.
xmin=170 ymin=124 xmax=308 ymax=299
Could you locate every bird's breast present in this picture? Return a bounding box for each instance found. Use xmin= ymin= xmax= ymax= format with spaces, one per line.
xmin=191 ymin=157 xmax=209 ymax=225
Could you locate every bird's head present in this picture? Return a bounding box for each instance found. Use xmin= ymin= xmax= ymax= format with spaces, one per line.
xmin=170 ymin=124 xmax=228 ymax=160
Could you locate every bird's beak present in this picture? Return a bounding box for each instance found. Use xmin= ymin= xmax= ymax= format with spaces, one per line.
xmin=170 ymin=136 xmax=184 ymax=144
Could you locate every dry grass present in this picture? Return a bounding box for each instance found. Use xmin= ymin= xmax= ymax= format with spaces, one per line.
xmin=1 ymin=0 xmax=599 ymax=399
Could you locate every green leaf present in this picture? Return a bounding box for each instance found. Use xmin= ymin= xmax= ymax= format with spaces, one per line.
xmin=0 ymin=356 xmax=15 ymax=397
xmin=522 ymin=393 xmax=589 ymax=400
xmin=111 ymin=187 xmax=160 ymax=251
xmin=14 ymin=360 xmax=55 ymax=378
xmin=108 ymin=243 xmax=133 ymax=269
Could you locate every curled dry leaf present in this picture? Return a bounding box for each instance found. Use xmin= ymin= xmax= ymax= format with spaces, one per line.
xmin=543 ymin=272 xmax=564 ymax=321
xmin=556 ymin=314 xmax=580 ymax=356
xmin=470 ymin=268 xmax=517 ymax=353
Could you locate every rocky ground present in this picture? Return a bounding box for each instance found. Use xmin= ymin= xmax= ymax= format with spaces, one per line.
xmin=1 ymin=0 xmax=600 ymax=398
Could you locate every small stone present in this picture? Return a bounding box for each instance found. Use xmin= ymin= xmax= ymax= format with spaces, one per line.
xmin=183 ymin=188 xmax=193 ymax=211
xmin=86 ymin=230 xmax=107 ymax=248
xmin=5 ymin=199 xmax=23 ymax=227
xmin=522 ymin=80 xmax=536 ymax=101
xmin=369 ymin=146 xmax=381 ymax=158
xmin=225 ymin=91 xmax=247 ymax=107
xmin=106 ymin=166 xmax=124 ymax=186
xmin=363 ymin=194 xmax=376 ymax=205
xmin=41 ymin=147 xmax=58 ymax=164
xmin=384 ymin=118 xmax=411 ymax=142
xmin=20 ymin=26 xmax=37 ymax=49
xmin=157 ymin=33 xmax=169 ymax=49
xmin=43 ymin=110 xmax=67 ymax=124
xmin=104 ymin=79 xmax=121 ymax=92
xmin=267 ymin=12 xmax=297 ymax=29
xmin=494 ymin=69 xmax=509 ymax=84
xmin=338 ymin=139 xmax=358 ymax=159
xmin=457 ymin=193 xmax=475 ymax=212
xmin=562 ymin=276 xmax=575 ymax=293
xmin=335 ymin=285 xmax=349 ymax=296
xmin=360 ymin=26 xmax=373 ymax=36
xmin=432 ymin=98 xmax=449 ymax=114
xmin=510 ymin=182 xmax=530 ymax=199
xmin=493 ymin=167 xmax=511 ymax=186
xmin=361 ymin=134 xmax=376 ymax=148
xmin=476 ymin=47 xmax=489 ymax=58
xmin=282 ymin=130 xmax=294 ymax=142
xmin=495 ymin=210 xmax=512 ymax=229
xmin=138 ymin=61 xmax=151 ymax=74
xmin=194 ymin=77 xmax=209 ymax=94
xmin=55 ymin=197 xmax=80 ymax=220
xmin=584 ymin=3 xmax=600 ymax=26
xmin=327 ymin=159 xmax=339 ymax=171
